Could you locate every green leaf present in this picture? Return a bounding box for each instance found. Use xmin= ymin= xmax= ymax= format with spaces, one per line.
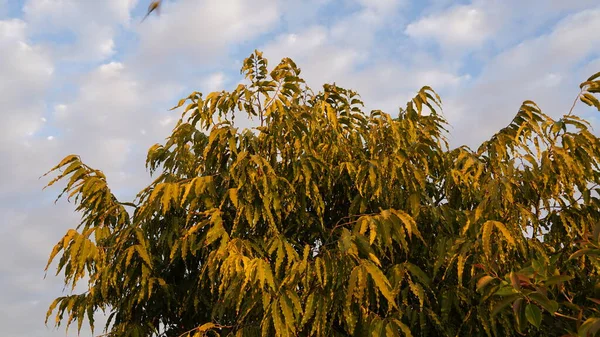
xmin=491 ymin=294 xmax=520 ymax=316
xmin=390 ymin=319 xmax=414 ymax=337
xmin=495 ymin=285 xmax=518 ymax=296
xmin=528 ymin=292 xmax=558 ymax=314
xmin=544 ymin=274 xmax=573 ymax=286
xmin=525 ymin=303 xmax=542 ymax=328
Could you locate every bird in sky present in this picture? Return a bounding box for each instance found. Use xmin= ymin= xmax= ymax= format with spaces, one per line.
xmin=141 ymin=0 xmax=161 ymax=22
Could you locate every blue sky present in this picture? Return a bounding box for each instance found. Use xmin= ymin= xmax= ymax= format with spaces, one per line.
xmin=1 ymin=0 xmax=600 ymax=336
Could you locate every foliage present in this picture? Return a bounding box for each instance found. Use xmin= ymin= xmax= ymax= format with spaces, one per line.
xmin=43 ymin=52 xmax=600 ymax=337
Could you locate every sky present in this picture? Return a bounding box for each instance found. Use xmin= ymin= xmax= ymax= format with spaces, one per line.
xmin=1 ymin=0 xmax=600 ymax=336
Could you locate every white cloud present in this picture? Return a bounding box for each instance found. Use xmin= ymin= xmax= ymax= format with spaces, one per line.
xmin=276 ymin=0 xmax=333 ymax=29
xmin=405 ymin=4 xmax=493 ymax=48
xmin=261 ymin=0 xmax=410 ymax=89
xmin=0 ymin=18 xmax=53 ymax=152
xmin=130 ymin=0 xmax=280 ymax=82
xmin=53 ymin=104 xmax=68 ymax=119
xmin=22 ymin=0 xmax=138 ymax=62
xmin=23 ymin=0 xmax=138 ymax=26
xmin=202 ymin=72 xmax=226 ymax=93
xmin=443 ymin=8 xmax=600 ymax=147
xmin=260 ymin=0 xmax=469 ymax=116
xmin=357 ymin=0 xmax=404 ymax=13
xmin=0 ymin=205 xmax=103 ymax=337
xmin=0 ymin=18 xmax=25 ymax=39
xmin=263 ymin=27 xmax=367 ymax=88
xmin=527 ymin=72 xmax=563 ymax=90
xmin=99 ymin=61 xmax=126 ymax=76
xmin=0 ymin=19 xmax=53 ymax=98
xmin=50 ymin=60 xmax=175 ymax=178
xmin=415 ymin=69 xmax=470 ymax=88
xmin=473 ymin=8 xmax=600 ymax=83
xmin=547 ymin=9 xmax=600 ymax=62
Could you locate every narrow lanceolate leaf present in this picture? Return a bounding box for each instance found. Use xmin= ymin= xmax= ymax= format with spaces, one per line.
xmin=457 ymin=254 xmax=466 ymax=285
xmin=581 ymin=92 xmax=600 ymax=111
xmin=45 ymin=229 xmax=77 ymax=270
xmin=364 ymin=261 xmax=397 ymax=309
xmin=279 ymin=295 xmax=296 ymax=333
xmin=271 ymin=303 xmax=286 ymax=337
xmin=489 ymin=221 xmax=516 ymax=247
xmin=404 ymin=262 xmax=431 ymax=286
xmin=482 ymin=220 xmax=494 ymax=258
xmin=587 ymin=71 xmax=600 ymax=81
xmin=134 ymin=245 xmax=152 ymax=268
xmin=390 ymin=319 xmax=414 ymax=337
xmin=301 ymin=293 xmax=316 ymax=327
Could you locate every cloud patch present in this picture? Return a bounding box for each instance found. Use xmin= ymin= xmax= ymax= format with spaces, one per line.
xmin=405 ymin=4 xmax=493 ymax=48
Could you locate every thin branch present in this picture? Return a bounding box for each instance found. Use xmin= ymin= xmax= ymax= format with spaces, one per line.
xmin=567 ymin=87 xmax=584 ymax=116
xmin=554 ymin=312 xmax=579 ymax=321
xmin=261 ymin=80 xmax=284 ymax=114
xmin=176 ymin=324 xmax=233 ymax=337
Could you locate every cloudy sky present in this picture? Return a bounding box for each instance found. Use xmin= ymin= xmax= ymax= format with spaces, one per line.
xmin=1 ymin=0 xmax=600 ymax=336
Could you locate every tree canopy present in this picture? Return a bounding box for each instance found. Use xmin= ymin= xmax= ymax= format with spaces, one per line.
xmin=44 ymin=51 xmax=600 ymax=337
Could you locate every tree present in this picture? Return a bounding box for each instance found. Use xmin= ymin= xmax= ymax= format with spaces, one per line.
xmin=43 ymin=51 xmax=600 ymax=337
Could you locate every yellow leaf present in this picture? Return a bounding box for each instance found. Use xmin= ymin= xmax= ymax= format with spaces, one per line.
xmin=457 ymin=254 xmax=466 ymax=286
xmin=279 ymin=295 xmax=296 ymax=333
xmin=392 ymin=209 xmax=424 ymax=242
xmin=407 ymin=277 xmax=425 ymax=308
xmin=180 ymin=182 xmax=194 ymax=207
xmin=262 ymin=260 xmax=276 ymax=291
xmin=197 ymin=322 xmax=216 ymax=332
xmin=482 ymin=220 xmax=493 ymax=257
xmin=229 ymin=188 xmax=239 ymax=207
xmin=364 ymin=261 xmax=397 ymax=309
xmin=477 ymin=275 xmax=495 ymax=291
xmin=301 ymin=293 xmax=316 ymax=326
xmin=271 ymin=303 xmax=286 ymax=337
xmin=135 ymin=245 xmax=153 ymax=268
xmin=369 ymin=219 xmax=377 ymax=244
xmin=491 ymin=221 xmax=516 ymax=247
